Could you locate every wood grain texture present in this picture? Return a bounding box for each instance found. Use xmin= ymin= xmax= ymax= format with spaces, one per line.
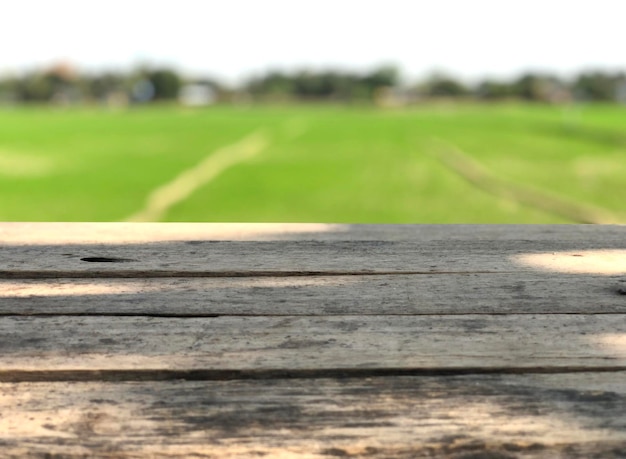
xmin=2 ymin=223 xmax=625 ymax=457
xmin=1 ymin=224 xmax=624 ymax=278
xmin=2 ymin=242 xmax=626 ymax=278
xmin=1 ymin=374 xmax=625 ymax=458
xmin=0 ymin=315 xmax=624 ymax=374
xmin=1 ymin=274 xmax=625 ymax=315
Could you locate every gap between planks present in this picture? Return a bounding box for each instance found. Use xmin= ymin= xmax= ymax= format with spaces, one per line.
xmin=2 ymin=367 xmax=626 ymax=383
xmin=0 ymin=270 xmax=514 ymax=279
xmin=3 ymin=312 xmax=626 ymax=318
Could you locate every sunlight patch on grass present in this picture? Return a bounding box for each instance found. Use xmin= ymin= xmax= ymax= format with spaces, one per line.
xmin=0 ymin=149 xmax=56 ymax=178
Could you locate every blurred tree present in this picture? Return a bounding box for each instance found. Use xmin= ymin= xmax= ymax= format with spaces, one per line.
xmin=512 ymin=74 xmax=542 ymax=100
xmin=0 ymin=75 xmax=19 ymax=103
xmin=512 ymin=73 xmax=563 ymax=101
xmin=247 ymin=71 xmax=295 ymax=100
xmin=358 ymin=65 xmax=400 ymax=99
xmin=4 ymin=66 xmax=626 ymax=105
xmin=362 ymin=65 xmax=399 ymax=87
xmin=86 ymin=72 xmax=127 ymax=100
xmin=476 ymin=80 xmax=516 ymax=99
xmin=572 ymin=72 xmax=618 ymax=101
xmin=422 ymin=73 xmax=468 ymax=97
xmin=146 ymin=68 xmax=182 ymax=100
xmin=294 ymin=71 xmax=338 ymax=98
xmin=15 ymin=73 xmax=54 ymax=102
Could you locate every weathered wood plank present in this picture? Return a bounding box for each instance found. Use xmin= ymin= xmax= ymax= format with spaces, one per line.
xmin=1 ymin=273 xmax=625 ymax=315
xmin=1 ymin=374 xmax=625 ymax=458
xmin=2 ymin=241 xmax=626 ymax=278
xmin=0 ymin=315 xmax=624 ymax=374
xmin=1 ymin=224 xmax=624 ymax=278
xmin=2 ymin=223 xmax=625 ymax=457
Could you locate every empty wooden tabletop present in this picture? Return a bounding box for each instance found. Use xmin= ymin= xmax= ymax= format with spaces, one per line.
xmin=1 ymin=223 xmax=625 ymax=458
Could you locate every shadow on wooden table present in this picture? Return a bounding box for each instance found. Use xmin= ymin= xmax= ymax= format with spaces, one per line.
xmin=0 ymin=224 xmax=625 ymax=457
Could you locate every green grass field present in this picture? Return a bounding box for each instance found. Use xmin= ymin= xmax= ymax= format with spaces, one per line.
xmin=0 ymin=103 xmax=624 ymax=223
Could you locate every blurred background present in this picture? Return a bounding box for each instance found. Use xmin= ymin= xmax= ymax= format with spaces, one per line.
xmin=1 ymin=0 xmax=625 ymax=223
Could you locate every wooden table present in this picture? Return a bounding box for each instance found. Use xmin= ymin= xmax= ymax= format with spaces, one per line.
xmin=1 ymin=223 xmax=625 ymax=458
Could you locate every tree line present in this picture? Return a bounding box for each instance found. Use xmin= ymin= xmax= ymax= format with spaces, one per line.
xmin=1 ymin=63 xmax=625 ymax=105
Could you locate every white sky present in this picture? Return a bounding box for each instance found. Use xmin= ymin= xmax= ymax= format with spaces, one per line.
xmin=2 ymin=0 xmax=625 ymax=84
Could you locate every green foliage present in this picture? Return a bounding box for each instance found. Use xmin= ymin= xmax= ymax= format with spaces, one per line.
xmin=248 ymin=71 xmax=296 ymax=98
xmin=245 ymin=65 xmax=400 ymax=102
xmin=423 ymin=74 xmax=469 ymax=97
xmin=2 ymin=65 xmax=626 ymax=105
xmin=360 ymin=65 xmax=399 ymax=90
xmin=147 ymin=68 xmax=182 ymax=100
xmin=573 ymin=72 xmax=625 ymax=101
xmin=293 ymin=71 xmax=339 ymax=98
xmin=15 ymin=74 xmax=55 ymax=101
xmin=86 ymin=72 xmax=127 ymax=99
xmin=512 ymin=74 xmax=561 ymax=101
xmin=476 ymin=80 xmax=516 ymax=99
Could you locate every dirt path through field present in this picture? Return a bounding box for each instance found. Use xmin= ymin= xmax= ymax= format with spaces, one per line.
xmin=126 ymin=130 xmax=269 ymax=222
xmin=430 ymin=139 xmax=624 ymax=224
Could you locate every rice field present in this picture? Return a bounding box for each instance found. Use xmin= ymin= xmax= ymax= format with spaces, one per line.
xmin=0 ymin=103 xmax=624 ymax=223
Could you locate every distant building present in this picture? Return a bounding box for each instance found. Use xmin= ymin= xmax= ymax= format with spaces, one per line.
xmin=542 ymin=81 xmax=572 ymax=104
xmin=46 ymin=61 xmax=78 ymax=82
xmin=179 ymin=84 xmax=216 ymax=106
xmin=374 ymin=86 xmax=411 ymax=108
xmin=46 ymin=61 xmax=82 ymax=106
xmin=104 ymin=91 xmax=129 ymax=109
